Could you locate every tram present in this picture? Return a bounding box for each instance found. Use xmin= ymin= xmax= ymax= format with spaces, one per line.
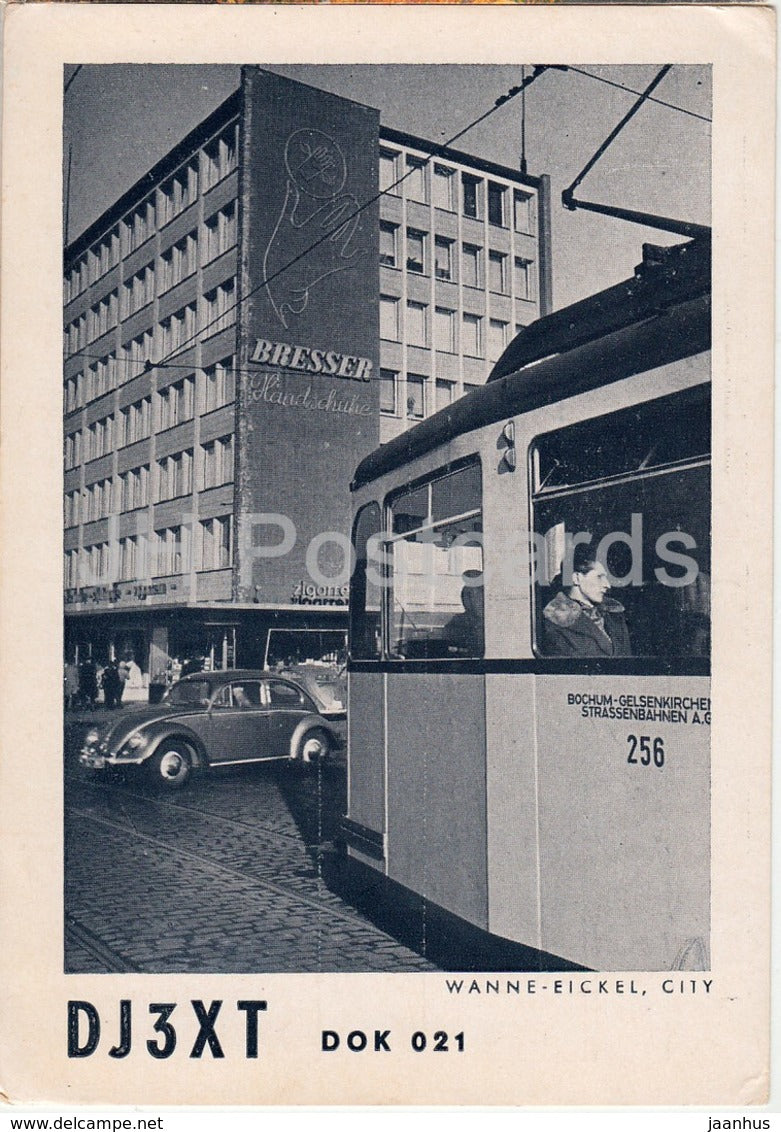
xmin=345 ymin=237 xmax=711 ymax=971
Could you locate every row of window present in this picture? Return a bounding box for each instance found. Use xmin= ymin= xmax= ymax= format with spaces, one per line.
xmin=351 ymin=388 xmax=711 ymax=662
xmin=380 ymin=226 xmax=533 ymax=298
xmin=64 ymin=514 xmax=234 ymax=585
xmin=64 ymin=364 xmax=233 ymax=465
xmin=64 ymin=434 xmax=233 ymax=517
xmin=65 ymin=277 xmax=236 ymax=359
xmin=380 ymin=297 xmax=517 ymax=360
xmin=64 ymin=124 xmax=239 ymax=303
xmin=378 ymin=369 xmax=479 ymax=421
xmin=379 ymin=148 xmax=536 ymax=234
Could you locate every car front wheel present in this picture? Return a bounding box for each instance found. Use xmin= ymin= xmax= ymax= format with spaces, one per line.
xmin=148 ymin=741 xmax=192 ymax=788
xmin=295 ymin=728 xmax=331 ymax=764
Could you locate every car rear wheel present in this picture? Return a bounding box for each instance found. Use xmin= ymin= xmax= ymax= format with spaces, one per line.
xmin=296 ymin=727 xmax=331 ymax=764
xmin=148 ymin=741 xmax=192 ymax=788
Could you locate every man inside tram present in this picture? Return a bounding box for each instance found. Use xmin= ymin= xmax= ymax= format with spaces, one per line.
xmin=542 ymin=547 xmax=632 ymax=657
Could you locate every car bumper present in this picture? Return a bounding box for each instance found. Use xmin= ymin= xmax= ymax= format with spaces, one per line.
xmin=79 ymin=748 xmax=144 ymax=769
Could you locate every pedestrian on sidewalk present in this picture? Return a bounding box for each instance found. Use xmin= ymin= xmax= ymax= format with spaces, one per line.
xmin=100 ymin=659 xmax=123 ymax=710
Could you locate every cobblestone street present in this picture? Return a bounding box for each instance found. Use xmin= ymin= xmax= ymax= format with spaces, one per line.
xmin=64 ymin=711 xmax=437 ymax=974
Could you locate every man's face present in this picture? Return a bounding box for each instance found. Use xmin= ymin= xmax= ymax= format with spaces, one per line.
xmin=573 ymin=563 xmax=610 ymax=606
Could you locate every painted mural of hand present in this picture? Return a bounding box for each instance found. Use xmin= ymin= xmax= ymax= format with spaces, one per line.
xmin=262 ymin=180 xmax=367 ymax=329
xmin=261 ymin=128 xmax=368 ymax=330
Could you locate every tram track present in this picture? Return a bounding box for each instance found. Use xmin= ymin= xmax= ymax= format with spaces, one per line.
xmin=65 ymin=913 xmax=141 ymax=973
xmin=64 ymin=765 xmax=335 ymax=849
xmin=67 ymin=803 xmax=377 ymax=934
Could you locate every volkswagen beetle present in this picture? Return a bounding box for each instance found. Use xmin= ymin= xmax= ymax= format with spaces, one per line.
xmin=79 ymin=669 xmax=345 ymax=788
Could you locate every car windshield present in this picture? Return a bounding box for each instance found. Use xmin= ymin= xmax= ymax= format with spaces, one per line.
xmin=164 ymin=680 xmax=210 ymax=706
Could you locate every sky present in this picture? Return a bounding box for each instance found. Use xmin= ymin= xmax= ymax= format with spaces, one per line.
xmin=63 ymin=63 xmax=711 ymax=311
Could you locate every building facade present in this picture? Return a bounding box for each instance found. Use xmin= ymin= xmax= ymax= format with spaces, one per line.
xmin=63 ymin=68 xmax=551 ymax=690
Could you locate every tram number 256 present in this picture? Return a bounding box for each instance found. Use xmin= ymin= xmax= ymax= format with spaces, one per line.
xmin=627 ymin=735 xmax=665 ymax=768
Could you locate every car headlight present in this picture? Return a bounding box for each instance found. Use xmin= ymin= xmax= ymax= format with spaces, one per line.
xmin=117 ymin=733 xmax=148 ymax=757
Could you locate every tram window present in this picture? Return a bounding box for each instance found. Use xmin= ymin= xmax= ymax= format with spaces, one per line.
xmin=531 ymin=386 xmax=710 ymax=660
xmin=387 ymin=461 xmax=484 ymax=660
xmin=350 ymin=502 xmax=383 ymax=660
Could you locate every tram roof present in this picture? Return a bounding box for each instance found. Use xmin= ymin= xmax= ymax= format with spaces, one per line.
xmin=352 ymin=237 xmax=711 ymax=493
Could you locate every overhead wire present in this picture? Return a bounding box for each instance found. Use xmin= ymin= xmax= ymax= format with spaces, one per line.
xmin=561 ymin=65 xmax=711 ymax=124
xmin=116 ymin=67 xmax=550 ymax=373
xmin=65 ymin=62 xmax=709 ymax=378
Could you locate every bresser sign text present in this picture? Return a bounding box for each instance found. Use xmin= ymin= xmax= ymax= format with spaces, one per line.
xmin=250 ymin=337 xmax=373 ymax=382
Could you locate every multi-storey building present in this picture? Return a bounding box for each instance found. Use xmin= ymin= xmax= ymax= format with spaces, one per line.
xmin=63 ymin=67 xmax=551 ymax=691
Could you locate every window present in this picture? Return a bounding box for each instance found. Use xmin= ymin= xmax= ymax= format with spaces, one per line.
xmin=379 ymin=223 xmax=398 ymax=268
xmin=123 ymin=198 xmax=156 ymax=255
xmin=488 ymin=182 xmax=506 ymax=227
xmin=158 ymin=377 xmax=195 ymax=431
xmin=159 ymin=303 xmax=197 ymax=355
xmin=120 ymin=397 xmax=152 ymax=446
xmin=405 ymin=156 xmax=427 ymax=203
xmin=119 ymin=535 xmax=146 ymax=582
xmin=388 ymin=461 xmax=484 ymax=659
xmin=514 ymin=256 xmax=533 ymax=301
xmin=349 ymin=503 xmax=383 ymax=660
xmin=159 ymin=161 xmax=199 ymax=226
xmin=488 ymin=319 xmax=508 ymax=362
xmin=435 ymin=379 xmax=454 ymax=413
xmin=92 ymin=229 xmax=120 ymax=280
xmin=379 ymin=148 xmax=399 ymax=195
xmin=380 ymin=295 xmax=399 ymax=341
xmin=380 ymin=369 xmax=397 ymax=415
xmin=434 ymin=237 xmax=453 ymax=282
xmin=86 ymin=416 xmax=114 ymax=462
xmin=432 ymin=164 xmax=455 ymax=210
xmin=64 ymin=490 xmax=80 ymax=528
xmin=119 ymin=465 xmax=150 ymax=511
xmin=203 ymin=281 xmax=236 ymax=337
xmin=89 ymin=291 xmax=118 ymax=341
xmin=159 ymin=231 xmax=198 ymax=291
xmin=434 ymin=307 xmax=456 ymax=354
xmin=200 ymin=357 xmax=235 ymax=414
xmin=65 ymin=377 xmax=79 ymax=414
xmin=122 ymin=265 xmax=155 ymax=318
xmin=64 ymin=430 xmax=82 ymax=470
xmin=202 ymin=124 xmax=238 ymax=192
xmin=488 ymin=251 xmax=507 ymax=293
xmin=513 ymin=189 xmax=535 ymax=235
xmin=202 ymin=205 xmax=236 ymax=266
xmin=155 ymin=525 xmax=191 ymax=576
xmin=201 ymin=434 xmax=234 ymax=489
xmin=268 ymin=680 xmax=311 ymax=710
xmin=462 ymin=174 xmax=481 ymax=219
xmin=87 ymin=353 xmax=117 ymax=400
xmin=406 ymin=301 xmax=428 ymax=347
xmin=406 ymin=374 xmax=425 ymax=420
xmin=199 ymin=515 xmax=233 ymax=571
xmin=85 ymin=541 xmax=112 ymax=583
xmin=531 ymin=386 xmax=711 ymax=659
xmin=123 ymin=330 xmax=155 ymax=380
xmin=65 ymin=313 xmax=87 ymax=357
xmin=156 ymin=449 xmax=193 ymax=502
xmin=406 ymin=229 xmax=426 ymax=274
xmin=462 ymin=313 xmax=482 ymax=357
xmin=64 ymin=549 xmax=81 ymax=589
xmin=85 ymin=477 xmax=113 ymax=521
xmin=462 ymin=244 xmax=481 ymax=289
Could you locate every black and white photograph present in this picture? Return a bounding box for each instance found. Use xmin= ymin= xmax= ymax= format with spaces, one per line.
xmin=62 ymin=59 xmax=712 ymax=977
xmin=0 ymin=1 xmax=773 ymax=1108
